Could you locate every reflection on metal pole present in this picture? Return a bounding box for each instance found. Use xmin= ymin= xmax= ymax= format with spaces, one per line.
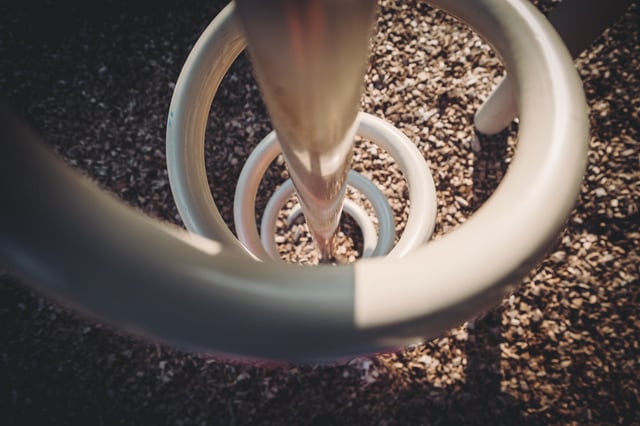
xmin=234 ymin=0 xmax=378 ymax=260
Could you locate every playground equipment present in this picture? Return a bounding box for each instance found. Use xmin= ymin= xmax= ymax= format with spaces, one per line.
xmin=0 ymin=0 xmax=589 ymax=361
xmin=474 ymin=0 xmax=632 ymax=135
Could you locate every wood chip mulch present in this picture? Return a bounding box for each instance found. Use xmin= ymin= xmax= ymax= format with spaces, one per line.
xmin=1 ymin=0 xmax=638 ymax=424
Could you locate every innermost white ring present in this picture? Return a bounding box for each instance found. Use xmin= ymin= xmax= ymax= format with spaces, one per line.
xmin=260 ymin=172 xmax=394 ymax=261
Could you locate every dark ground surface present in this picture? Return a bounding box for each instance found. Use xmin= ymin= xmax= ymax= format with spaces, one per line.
xmin=1 ymin=0 xmax=639 ymax=424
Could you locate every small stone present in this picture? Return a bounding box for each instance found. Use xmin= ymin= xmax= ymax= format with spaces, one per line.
xmin=594 ymin=187 xmax=607 ymax=197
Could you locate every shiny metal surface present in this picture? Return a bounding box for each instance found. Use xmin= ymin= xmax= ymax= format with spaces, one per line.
xmin=234 ymin=0 xmax=378 ymax=259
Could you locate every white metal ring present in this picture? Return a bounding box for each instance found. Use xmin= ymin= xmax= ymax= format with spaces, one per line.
xmin=1 ymin=0 xmax=588 ymax=362
xmin=284 ymin=199 xmax=381 ymax=259
xmin=234 ymin=116 xmax=433 ymax=261
xmin=260 ymin=183 xmax=382 ymax=261
xmin=154 ymin=0 xmax=589 ymax=359
xmin=259 ymin=173 xmax=394 ymax=261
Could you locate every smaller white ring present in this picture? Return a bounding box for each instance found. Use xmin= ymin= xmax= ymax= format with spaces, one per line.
xmin=284 ymin=200 xmax=380 ymax=258
xmin=260 ymin=171 xmax=394 ymax=261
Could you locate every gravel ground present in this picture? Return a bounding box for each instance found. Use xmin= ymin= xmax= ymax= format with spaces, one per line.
xmin=1 ymin=0 xmax=639 ymax=424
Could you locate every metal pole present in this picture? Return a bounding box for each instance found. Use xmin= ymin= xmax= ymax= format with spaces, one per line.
xmin=233 ymin=0 xmax=378 ymax=260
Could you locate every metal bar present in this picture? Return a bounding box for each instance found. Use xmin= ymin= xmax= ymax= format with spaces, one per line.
xmin=234 ymin=0 xmax=378 ymax=260
xmin=474 ymin=0 xmax=633 ymax=135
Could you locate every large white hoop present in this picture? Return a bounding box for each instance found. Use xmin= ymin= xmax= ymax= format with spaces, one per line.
xmin=163 ymin=0 xmax=588 ymax=357
xmin=1 ymin=0 xmax=588 ymax=361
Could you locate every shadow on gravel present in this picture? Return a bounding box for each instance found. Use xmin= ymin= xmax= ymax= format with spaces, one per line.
xmin=0 ymin=272 xmax=544 ymax=425
xmin=369 ymin=309 xmax=544 ymax=425
xmin=470 ymin=126 xmax=515 ymax=209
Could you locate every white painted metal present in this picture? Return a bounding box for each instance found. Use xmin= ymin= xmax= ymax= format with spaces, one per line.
xmin=261 ymin=186 xmax=383 ymax=260
xmin=164 ymin=0 xmax=587 ymax=345
xmin=474 ymin=0 xmax=632 ymax=135
xmin=260 ymin=170 xmax=396 ymax=260
xmin=282 ymin=199 xmax=382 ymax=258
xmin=1 ymin=0 xmax=589 ymax=361
xmin=233 ymin=113 xmax=436 ymax=261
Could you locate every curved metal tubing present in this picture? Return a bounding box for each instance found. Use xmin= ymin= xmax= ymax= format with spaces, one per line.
xmin=474 ymin=0 xmax=631 ymax=135
xmin=1 ymin=0 xmax=588 ymax=361
xmin=233 ymin=113 xmax=435 ymax=262
xmin=262 ymin=188 xmax=383 ymax=261
xmin=283 ymin=199 xmax=382 ymax=259
xmin=259 ymin=172 xmax=395 ymax=261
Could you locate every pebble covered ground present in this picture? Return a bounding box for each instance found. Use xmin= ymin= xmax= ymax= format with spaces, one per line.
xmin=1 ymin=0 xmax=639 ymax=424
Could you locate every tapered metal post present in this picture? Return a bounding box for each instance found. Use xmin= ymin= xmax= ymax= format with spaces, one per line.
xmin=234 ymin=0 xmax=378 ymax=260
